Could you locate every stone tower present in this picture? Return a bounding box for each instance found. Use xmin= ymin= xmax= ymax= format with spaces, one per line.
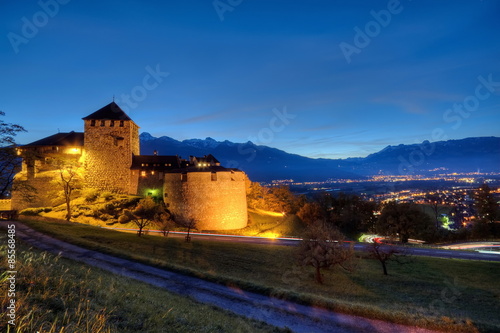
xmin=82 ymin=102 xmax=139 ymax=193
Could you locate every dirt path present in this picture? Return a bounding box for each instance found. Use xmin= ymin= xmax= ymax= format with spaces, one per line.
xmin=2 ymin=221 xmax=437 ymax=333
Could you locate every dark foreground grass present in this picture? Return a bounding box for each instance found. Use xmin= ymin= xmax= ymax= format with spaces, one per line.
xmin=20 ymin=217 xmax=500 ymax=332
xmin=0 ymin=233 xmax=287 ymax=333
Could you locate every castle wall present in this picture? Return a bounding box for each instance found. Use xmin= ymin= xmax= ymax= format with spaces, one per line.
xmin=12 ymin=152 xmax=83 ymax=210
xmin=164 ymin=171 xmax=248 ymax=230
xmin=11 ymin=173 xmax=61 ymax=210
xmin=83 ymin=120 xmax=139 ymax=193
xmin=0 ymin=199 xmax=11 ymax=210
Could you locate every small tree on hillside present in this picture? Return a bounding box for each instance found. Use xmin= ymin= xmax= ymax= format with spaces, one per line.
xmin=426 ymin=193 xmax=448 ymax=229
xmin=368 ymin=241 xmax=412 ymax=276
xmin=154 ymin=208 xmax=175 ymax=237
xmin=176 ymin=217 xmax=197 ymax=242
xmin=119 ymin=197 xmax=161 ymax=236
xmin=51 ymin=159 xmax=83 ymax=221
xmin=297 ymin=221 xmax=355 ymax=284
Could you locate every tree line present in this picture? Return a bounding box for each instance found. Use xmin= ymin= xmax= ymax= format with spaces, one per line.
xmin=247 ymin=182 xmax=500 ymax=243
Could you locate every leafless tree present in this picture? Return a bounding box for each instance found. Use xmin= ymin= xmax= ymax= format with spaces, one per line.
xmin=52 ymin=159 xmax=82 ymax=221
xmin=176 ymin=217 xmax=197 ymax=242
xmin=0 ymin=111 xmax=26 ymax=198
xmin=297 ymin=221 xmax=354 ymax=284
xmin=368 ymin=241 xmax=413 ymax=276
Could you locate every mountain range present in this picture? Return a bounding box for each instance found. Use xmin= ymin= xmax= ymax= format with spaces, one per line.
xmin=140 ymin=133 xmax=500 ymax=182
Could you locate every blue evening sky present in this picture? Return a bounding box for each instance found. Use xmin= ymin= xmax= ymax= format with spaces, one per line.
xmin=1 ymin=0 xmax=499 ymax=158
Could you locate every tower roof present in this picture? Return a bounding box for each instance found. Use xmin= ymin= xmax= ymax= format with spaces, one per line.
xmin=23 ymin=131 xmax=84 ymax=147
xmin=82 ymin=102 xmax=133 ymax=121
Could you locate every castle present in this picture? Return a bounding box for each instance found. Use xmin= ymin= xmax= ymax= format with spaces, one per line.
xmin=13 ymin=102 xmax=248 ymax=230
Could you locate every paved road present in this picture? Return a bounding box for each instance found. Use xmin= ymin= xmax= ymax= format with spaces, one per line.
xmin=106 ymin=227 xmax=500 ymax=262
xmin=1 ymin=221 xmax=437 ymax=333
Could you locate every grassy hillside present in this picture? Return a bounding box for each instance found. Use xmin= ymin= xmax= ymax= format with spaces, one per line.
xmin=0 ymin=233 xmax=286 ymax=333
xmin=20 ymin=192 xmax=306 ymax=238
xmin=20 ymin=217 xmax=500 ymax=332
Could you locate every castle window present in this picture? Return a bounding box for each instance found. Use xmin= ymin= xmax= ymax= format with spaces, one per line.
xmin=141 ymin=171 xmax=146 ymax=177
xmin=181 ymin=173 xmax=187 ymax=182
xmin=119 ymin=120 xmax=124 ymax=127
xmin=151 ymin=171 xmax=155 ymax=175
xmin=211 ymin=172 xmax=217 ymax=181
xmin=100 ymin=120 xmax=105 ymax=127
xmin=110 ymin=120 xmax=115 ymax=127
xmin=90 ymin=120 xmax=96 ymax=126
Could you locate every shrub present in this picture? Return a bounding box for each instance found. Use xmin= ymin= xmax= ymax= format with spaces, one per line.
xmin=100 ymin=191 xmax=115 ymax=201
xmin=99 ymin=213 xmax=113 ymax=221
xmin=118 ymin=214 xmax=130 ymax=224
xmin=19 ymin=207 xmax=51 ymax=216
xmin=83 ymin=189 xmax=100 ymax=202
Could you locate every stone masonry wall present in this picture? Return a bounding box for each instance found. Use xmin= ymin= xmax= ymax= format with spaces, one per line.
xmin=83 ymin=120 xmax=139 ymax=193
xmin=164 ymin=171 xmax=248 ymax=230
xmin=0 ymin=199 xmax=11 ymax=210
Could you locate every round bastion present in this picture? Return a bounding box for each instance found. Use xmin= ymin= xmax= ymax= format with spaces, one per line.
xmin=163 ymin=168 xmax=248 ymax=230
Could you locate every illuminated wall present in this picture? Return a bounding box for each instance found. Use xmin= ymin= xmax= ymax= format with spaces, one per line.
xmin=164 ymin=170 xmax=248 ymax=230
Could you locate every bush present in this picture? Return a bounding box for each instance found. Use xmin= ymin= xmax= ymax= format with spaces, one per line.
xmin=99 ymin=213 xmax=113 ymax=221
xmin=19 ymin=207 xmax=52 ymax=216
xmin=83 ymin=189 xmax=100 ymax=202
xmin=100 ymin=191 xmax=115 ymax=201
xmin=118 ymin=215 xmax=130 ymax=224
xmin=121 ymin=196 xmax=141 ymax=208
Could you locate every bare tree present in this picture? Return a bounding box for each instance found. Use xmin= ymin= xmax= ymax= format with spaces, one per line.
xmin=425 ymin=193 xmax=449 ymax=228
xmin=297 ymin=221 xmax=354 ymax=284
xmin=176 ymin=217 xmax=197 ymax=242
xmin=52 ymin=159 xmax=82 ymax=221
xmin=0 ymin=111 xmax=26 ymax=198
xmin=368 ymin=241 xmax=412 ymax=276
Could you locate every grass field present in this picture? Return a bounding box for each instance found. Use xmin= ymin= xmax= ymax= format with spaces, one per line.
xmin=0 ymin=233 xmax=287 ymax=333
xmin=18 ymin=217 xmax=500 ymax=332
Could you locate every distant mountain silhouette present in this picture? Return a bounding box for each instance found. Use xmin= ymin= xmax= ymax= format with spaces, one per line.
xmin=140 ymin=133 xmax=500 ymax=182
